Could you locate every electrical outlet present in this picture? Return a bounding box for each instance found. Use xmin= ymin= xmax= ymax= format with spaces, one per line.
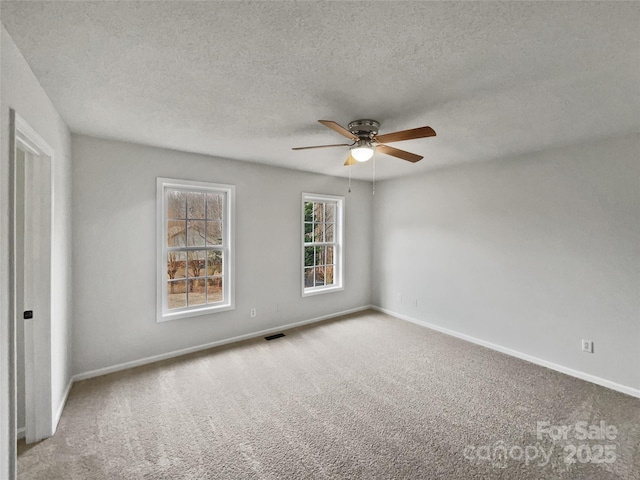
xmin=582 ymin=340 xmax=593 ymax=353
xmin=250 ymin=308 xmax=257 ymax=318
xmin=397 ymin=293 xmax=402 ymax=303
xmin=413 ymin=298 xmax=418 ymax=307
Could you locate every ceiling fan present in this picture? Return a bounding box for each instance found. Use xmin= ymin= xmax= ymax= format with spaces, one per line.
xmin=292 ymin=119 xmax=436 ymax=165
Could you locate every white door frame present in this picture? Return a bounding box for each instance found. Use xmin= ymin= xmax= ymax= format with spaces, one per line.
xmin=11 ymin=109 xmax=55 ymax=444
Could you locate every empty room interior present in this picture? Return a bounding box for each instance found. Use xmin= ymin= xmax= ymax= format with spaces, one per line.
xmin=1 ymin=1 xmax=639 ymax=479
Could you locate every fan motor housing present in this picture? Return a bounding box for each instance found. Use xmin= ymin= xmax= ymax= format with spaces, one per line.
xmin=348 ymin=119 xmax=380 ymax=139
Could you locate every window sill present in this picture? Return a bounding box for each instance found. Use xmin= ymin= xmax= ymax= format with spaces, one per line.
xmin=157 ymin=303 xmax=234 ymax=323
xmin=302 ymin=285 xmax=344 ymax=298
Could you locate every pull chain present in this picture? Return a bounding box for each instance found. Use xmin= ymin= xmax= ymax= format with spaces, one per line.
xmin=348 ymin=163 xmax=352 ymax=193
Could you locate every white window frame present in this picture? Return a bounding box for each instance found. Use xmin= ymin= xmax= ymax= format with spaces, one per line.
xmin=301 ymin=192 xmax=344 ymax=297
xmin=157 ymin=178 xmax=235 ymax=322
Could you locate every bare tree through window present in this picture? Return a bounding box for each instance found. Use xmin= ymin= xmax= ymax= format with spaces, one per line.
xmin=165 ymin=189 xmax=226 ymax=309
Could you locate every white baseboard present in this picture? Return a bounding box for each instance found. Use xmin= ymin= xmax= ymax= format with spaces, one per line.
xmin=372 ymin=306 xmax=640 ymax=399
xmin=73 ymin=305 xmax=372 ymax=382
xmin=16 ymin=427 xmax=24 ymax=441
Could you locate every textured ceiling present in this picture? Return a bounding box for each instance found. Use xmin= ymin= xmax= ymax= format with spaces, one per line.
xmin=1 ymin=1 xmax=638 ymax=180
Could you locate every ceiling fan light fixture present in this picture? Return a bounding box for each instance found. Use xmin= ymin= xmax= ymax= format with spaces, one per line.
xmin=350 ymin=140 xmax=374 ymax=162
xmin=292 ymin=119 xmax=434 ymax=165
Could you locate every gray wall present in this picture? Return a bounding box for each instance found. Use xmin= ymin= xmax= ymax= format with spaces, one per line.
xmin=0 ymin=25 xmax=73 ymax=477
xmin=372 ymin=134 xmax=640 ymax=390
xmin=71 ymin=135 xmax=373 ymax=375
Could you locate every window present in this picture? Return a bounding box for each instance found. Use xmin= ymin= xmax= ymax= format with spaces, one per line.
xmin=157 ymin=178 xmax=235 ymax=322
xmin=302 ymin=193 xmax=344 ymax=296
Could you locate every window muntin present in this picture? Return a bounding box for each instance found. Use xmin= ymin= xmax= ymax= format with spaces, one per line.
xmin=302 ymin=193 xmax=344 ymax=296
xmin=158 ymin=178 xmax=234 ymax=321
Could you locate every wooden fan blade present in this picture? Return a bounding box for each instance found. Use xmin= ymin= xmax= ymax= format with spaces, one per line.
xmin=318 ymin=120 xmax=359 ymax=141
xmin=376 ymin=144 xmax=423 ymax=163
xmin=344 ymin=154 xmax=357 ymax=166
xmin=375 ymin=126 xmax=436 ymax=144
xmin=292 ymin=143 xmax=351 ymax=151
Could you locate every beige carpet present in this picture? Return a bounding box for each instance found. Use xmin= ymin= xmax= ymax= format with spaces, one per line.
xmin=18 ymin=310 xmax=640 ymax=479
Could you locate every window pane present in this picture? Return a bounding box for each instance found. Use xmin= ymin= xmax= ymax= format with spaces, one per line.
xmin=304 ymin=247 xmax=314 ymax=267
xmin=326 ymin=246 xmax=334 ymax=265
xmin=207 ymin=250 xmax=223 ymax=275
xmin=167 ymin=190 xmax=186 ymax=219
xmin=304 ymin=202 xmax=313 ymax=222
xmin=167 ymin=220 xmax=186 ymax=247
xmin=167 ymin=280 xmax=186 ymax=309
xmin=313 ymin=202 xmax=324 ymax=222
xmin=313 ymin=222 xmax=324 ymax=243
xmin=304 ymin=268 xmax=314 ymax=288
xmin=187 ymin=251 xmax=206 ymax=278
xmin=325 ymin=203 xmax=335 ymax=222
xmin=207 ymin=277 xmax=223 ymax=303
xmin=161 ymin=180 xmax=234 ymax=319
xmin=302 ymin=195 xmax=342 ymax=294
xmin=304 ymin=223 xmax=312 ymax=243
xmin=325 ymin=266 xmax=334 ymax=285
xmin=167 ymin=252 xmax=186 ymax=280
xmin=325 ymin=223 xmax=334 ymax=243
xmin=187 ymin=221 xmax=206 ymax=246
xmin=187 ymin=192 xmax=205 ymax=219
xmin=314 ymin=266 xmax=325 ymax=286
xmin=206 ymin=221 xmax=222 ymax=246
xmin=206 ymin=193 xmax=224 ymax=220
xmin=188 ymin=278 xmax=206 ymax=306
